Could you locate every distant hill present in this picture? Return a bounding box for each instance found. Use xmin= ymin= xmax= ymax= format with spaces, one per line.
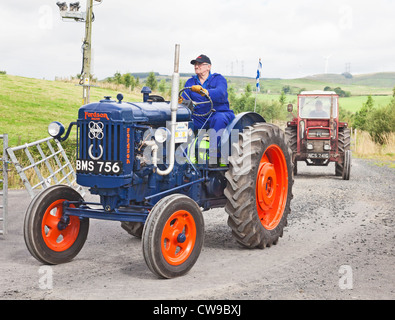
xmin=105 ymin=71 xmax=395 ymax=90
xmin=302 ymin=72 xmax=395 ymax=88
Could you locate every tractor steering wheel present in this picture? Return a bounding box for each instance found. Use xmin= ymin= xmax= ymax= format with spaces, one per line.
xmin=178 ymin=87 xmax=214 ymax=117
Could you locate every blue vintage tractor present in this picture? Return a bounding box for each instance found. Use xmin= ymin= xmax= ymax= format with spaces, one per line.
xmin=24 ymin=46 xmax=293 ymax=278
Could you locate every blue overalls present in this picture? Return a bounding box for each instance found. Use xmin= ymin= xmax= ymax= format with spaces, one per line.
xmin=182 ymin=73 xmax=235 ymax=161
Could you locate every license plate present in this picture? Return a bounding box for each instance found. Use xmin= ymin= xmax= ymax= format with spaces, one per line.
xmin=76 ymin=159 xmax=123 ymax=175
xmin=307 ymin=153 xmax=329 ymax=159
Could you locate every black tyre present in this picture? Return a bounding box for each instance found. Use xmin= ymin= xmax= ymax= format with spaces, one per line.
xmin=285 ymin=126 xmax=297 ymax=175
xmin=142 ymin=194 xmax=204 ymax=278
xmin=24 ymin=185 xmax=89 ymax=265
xmin=224 ymin=123 xmax=293 ymax=248
xmin=121 ymin=221 xmax=144 ymax=238
xmin=336 ymin=128 xmax=351 ymax=177
xmin=342 ymin=150 xmax=351 ymax=180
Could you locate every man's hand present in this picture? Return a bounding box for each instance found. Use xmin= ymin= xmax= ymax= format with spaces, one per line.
xmin=191 ymin=85 xmax=209 ymax=97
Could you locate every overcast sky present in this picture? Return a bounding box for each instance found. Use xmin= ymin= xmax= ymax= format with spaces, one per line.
xmin=1 ymin=0 xmax=394 ymax=80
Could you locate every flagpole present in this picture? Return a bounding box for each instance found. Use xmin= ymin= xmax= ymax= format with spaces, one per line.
xmin=254 ymin=58 xmax=262 ymax=113
xmin=254 ymin=90 xmax=257 ymax=112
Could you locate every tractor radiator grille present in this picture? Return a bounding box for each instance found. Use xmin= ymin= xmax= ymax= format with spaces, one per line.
xmin=307 ymin=128 xmax=330 ymax=138
xmin=78 ymin=122 xmax=121 ymax=161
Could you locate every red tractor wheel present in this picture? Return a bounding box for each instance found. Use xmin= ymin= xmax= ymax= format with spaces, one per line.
xmin=142 ymin=194 xmax=204 ymax=278
xmin=225 ymin=123 xmax=293 ymax=248
xmin=24 ymin=185 xmax=89 ymax=265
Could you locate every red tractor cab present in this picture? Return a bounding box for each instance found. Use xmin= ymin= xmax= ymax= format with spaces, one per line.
xmin=285 ymin=90 xmax=351 ymax=179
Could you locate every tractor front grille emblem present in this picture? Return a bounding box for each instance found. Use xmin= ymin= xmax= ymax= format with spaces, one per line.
xmin=88 ymin=121 xmax=104 ymax=160
xmin=88 ymin=121 xmax=104 ymax=140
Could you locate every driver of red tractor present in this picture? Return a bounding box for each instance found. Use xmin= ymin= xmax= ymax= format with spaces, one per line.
xmin=180 ymin=54 xmax=235 ymax=133
xmin=309 ymin=100 xmax=329 ymax=118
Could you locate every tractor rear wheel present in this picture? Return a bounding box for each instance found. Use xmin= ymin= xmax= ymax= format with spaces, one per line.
xmin=142 ymin=194 xmax=204 ymax=278
xmin=285 ymin=126 xmax=297 ymax=175
xmin=224 ymin=123 xmax=293 ymax=248
xmin=342 ymin=150 xmax=351 ymax=180
xmin=24 ymin=185 xmax=89 ymax=265
xmin=336 ymin=127 xmax=351 ymax=179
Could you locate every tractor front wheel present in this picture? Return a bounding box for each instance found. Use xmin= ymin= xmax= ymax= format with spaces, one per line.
xmin=24 ymin=185 xmax=89 ymax=265
xmin=225 ymin=123 xmax=293 ymax=248
xmin=142 ymin=194 xmax=204 ymax=278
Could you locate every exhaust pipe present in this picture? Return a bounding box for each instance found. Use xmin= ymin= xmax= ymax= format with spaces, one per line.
xmin=155 ymin=44 xmax=180 ymax=176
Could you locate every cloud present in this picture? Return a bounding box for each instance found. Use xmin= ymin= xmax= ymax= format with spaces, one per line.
xmin=0 ymin=0 xmax=394 ymax=80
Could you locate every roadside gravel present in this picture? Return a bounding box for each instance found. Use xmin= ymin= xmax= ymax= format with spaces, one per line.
xmin=0 ymin=157 xmax=394 ymax=300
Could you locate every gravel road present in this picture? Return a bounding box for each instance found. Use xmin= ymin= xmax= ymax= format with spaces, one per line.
xmin=1 ymin=157 xmax=394 ymax=300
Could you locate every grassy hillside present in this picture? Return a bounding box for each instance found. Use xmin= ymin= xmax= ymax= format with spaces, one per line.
xmin=0 ymin=74 xmax=141 ymax=146
xmin=226 ymin=72 xmax=394 ymax=96
xmin=1 ymin=72 xmax=394 ymax=147
xmin=303 ymin=72 xmax=395 ymax=88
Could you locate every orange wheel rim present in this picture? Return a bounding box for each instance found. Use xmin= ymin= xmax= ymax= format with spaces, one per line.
xmin=256 ymin=144 xmax=288 ymax=230
xmin=41 ymin=199 xmax=80 ymax=252
xmin=161 ymin=210 xmax=196 ymax=266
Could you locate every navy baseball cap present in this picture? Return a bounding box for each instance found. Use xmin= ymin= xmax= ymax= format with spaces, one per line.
xmin=190 ymin=54 xmax=211 ymax=65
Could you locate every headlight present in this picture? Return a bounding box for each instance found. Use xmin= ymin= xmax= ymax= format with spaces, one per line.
xmin=154 ymin=127 xmax=170 ymax=143
xmin=324 ymin=144 xmax=331 ymax=150
xmin=307 ymin=143 xmax=313 ymax=150
xmin=48 ymin=121 xmax=65 ymax=139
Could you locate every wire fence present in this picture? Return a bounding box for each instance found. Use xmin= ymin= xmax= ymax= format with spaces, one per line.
xmin=6 ymin=136 xmax=84 ymax=199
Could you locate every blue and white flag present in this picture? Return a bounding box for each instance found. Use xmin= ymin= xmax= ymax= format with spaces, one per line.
xmin=256 ymin=59 xmax=262 ymax=92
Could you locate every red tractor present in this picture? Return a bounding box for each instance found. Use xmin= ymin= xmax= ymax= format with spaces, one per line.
xmin=285 ymin=90 xmax=351 ymax=179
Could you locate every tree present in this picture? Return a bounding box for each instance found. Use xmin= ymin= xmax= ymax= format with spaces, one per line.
xmin=282 ymin=85 xmax=291 ymax=94
xmin=123 ymin=73 xmax=132 ymax=89
xmin=339 ymin=106 xmax=354 ymax=125
xmin=366 ymin=102 xmax=395 ymax=145
xmin=279 ymin=91 xmax=286 ymax=106
xmin=158 ymin=79 xmax=167 ymax=95
xmin=354 ymin=95 xmax=374 ymax=130
xmin=244 ymin=83 xmax=253 ymax=98
xmin=365 ymin=98 xmax=395 ymax=145
xmin=146 ymin=72 xmax=158 ymax=90
xmin=227 ymin=85 xmax=237 ymax=106
xmin=113 ymin=71 xmax=122 ymax=84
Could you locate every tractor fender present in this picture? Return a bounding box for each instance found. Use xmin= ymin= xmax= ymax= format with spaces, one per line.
xmin=220 ymin=111 xmax=266 ymax=148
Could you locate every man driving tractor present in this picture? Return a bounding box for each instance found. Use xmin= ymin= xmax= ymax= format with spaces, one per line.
xmin=180 ymin=54 xmax=235 ymax=162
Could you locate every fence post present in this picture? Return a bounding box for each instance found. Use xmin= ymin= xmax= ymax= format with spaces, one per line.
xmin=0 ymin=134 xmax=8 ymax=236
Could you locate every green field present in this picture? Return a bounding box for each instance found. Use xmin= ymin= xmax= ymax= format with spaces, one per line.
xmin=254 ymin=93 xmax=392 ymax=113
xmin=0 ymin=74 xmax=141 ymax=146
xmin=1 ymin=72 xmax=394 ymax=147
xmin=226 ymin=72 xmax=394 ymax=114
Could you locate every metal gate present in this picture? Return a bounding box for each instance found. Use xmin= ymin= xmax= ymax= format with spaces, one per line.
xmin=7 ymin=137 xmax=84 ymax=199
xmin=0 ymin=134 xmax=8 ymax=236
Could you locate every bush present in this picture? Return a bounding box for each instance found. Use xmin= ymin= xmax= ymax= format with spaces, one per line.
xmin=339 ymin=106 xmax=354 ymax=125
xmin=229 ymin=84 xmax=287 ymax=122
xmin=354 ymin=95 xmax=374 ymax=130
xmin=366 ymin=99 xmax=395 ymax=145
xmin=145 ymin=72 xmax=158 ymax=90
xmin=323 ymin=86 xmax=351 ymax=97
